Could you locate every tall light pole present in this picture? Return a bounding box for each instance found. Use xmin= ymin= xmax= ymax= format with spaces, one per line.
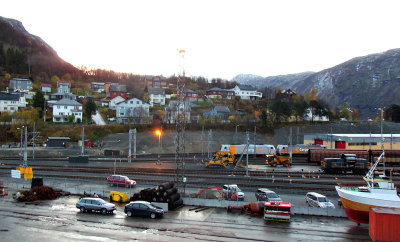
xmin=156 ymin=129 xmax=161 ymax=165
xmin=17 ymin=126 xmax=24 ymax=161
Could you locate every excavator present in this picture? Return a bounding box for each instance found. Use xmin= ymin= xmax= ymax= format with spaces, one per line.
xmin=204 ymin=151 xmax=235 ymax=167
xmin=266 ymin=154 xmax=292 ymax=167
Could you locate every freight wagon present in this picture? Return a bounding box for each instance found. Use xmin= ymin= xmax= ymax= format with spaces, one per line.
xmin=308 ymin=149 xmax=400 ymax=165
xmin=220 ymin=144 xmax=276 ymax=156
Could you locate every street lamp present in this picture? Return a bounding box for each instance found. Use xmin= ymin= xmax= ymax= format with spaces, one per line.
xmin=155 ymin=130 xmax=161 ymax=165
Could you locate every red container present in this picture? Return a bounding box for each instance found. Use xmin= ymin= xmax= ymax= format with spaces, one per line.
xmin=369 ymin=207 xmax=400 ymax=242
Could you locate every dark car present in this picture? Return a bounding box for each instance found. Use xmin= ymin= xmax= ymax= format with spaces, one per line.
xmin=76 ymin=197 xmax=116 ymax=214
xmin=124 ymin=201 xmax=164 ymax=219
xmin=107 ymin=175 xmax=136 ymax=187
xmin=255 ymin=188 xmax=282 ymax=202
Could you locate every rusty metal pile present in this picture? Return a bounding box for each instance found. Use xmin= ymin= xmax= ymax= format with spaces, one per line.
xmin=16 ymin=186 xmax=70 ymax=202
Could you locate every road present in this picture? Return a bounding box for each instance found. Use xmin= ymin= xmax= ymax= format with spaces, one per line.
xmin=0 ymin=193 xmax=370 ymax=241
xmin=91 ymin=111 xmax=106 ymax=125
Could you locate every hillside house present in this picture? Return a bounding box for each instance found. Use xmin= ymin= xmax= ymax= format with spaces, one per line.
xmin=231 ymin=85 xmax=262 ymax=100
xmin=108 ymin=96 xmax=125 ymax=110
xmin=146 ymin=76 xmax=167 ymax=89
xmin=116 ymin=97 xmax=150 ymax=124
xmin=91 ymin=82 xmax=105 ymax=93
xmin=164 ymin=100 xmax=191 ymax=124
xmin=41 ymin=84 xmax=52 ymax=93
xmin=0 ymin=93 xmax=27 ymax=113
xmin=184 ymin=89 xmax=199 ymax=101
xmin=304 ymin=108 xmax=329 ymax=122
xmin=203 ymin=105 xmax=231 ymax=121
xmin=148 ymin=88 xmax=165 ymax=106
xmin=57 ymin=81 xmax=71 ymax=94
xmin=107 ymin=83 xmax=127 ymax=99
xmin=9 ymin=78 xmax=32 ymax=92
xmin=205 ymin=87 xmax=235 ymax=99
xmin=52 ymin=98 xmax=83 ymax=123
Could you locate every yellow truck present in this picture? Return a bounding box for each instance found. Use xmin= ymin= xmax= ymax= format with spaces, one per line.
xmin=109 ymin=191 xmax=130 ymax=203
xmin=266 ymin=154 xmax=292 ymax=167
xmin=205 ymin=151 xmax=236 ymax=168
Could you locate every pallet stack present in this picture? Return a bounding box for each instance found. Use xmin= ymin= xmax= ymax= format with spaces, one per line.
xmin=130 ymin=182 xmax=183 ymax=210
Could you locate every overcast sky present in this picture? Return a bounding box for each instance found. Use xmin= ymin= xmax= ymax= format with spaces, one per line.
xmin=1 ymin=0 xmax=400 ymax=80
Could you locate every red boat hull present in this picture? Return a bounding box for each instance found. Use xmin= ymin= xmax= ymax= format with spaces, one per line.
xmin=344 ymin=207 xmax=369 ymax=224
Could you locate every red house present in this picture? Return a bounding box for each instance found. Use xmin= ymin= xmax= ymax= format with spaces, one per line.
xmin=108 ymin=83 xmax=127 ymax=99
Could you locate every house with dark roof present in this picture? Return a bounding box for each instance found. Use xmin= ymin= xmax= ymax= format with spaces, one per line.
xmin=148 ymin=88 xmax=165 ymax=106
xmin=205 ymin=87 xmax=235 ymax=99
xmin=9 ymin=78 xmax=32 ymax=92
xmin=91 ymin=82 xmax=105 ymax=93
xmin=184 ymin=89 xmax=199 ymax=101
xmin=203 ymin=105 xmax=231 ymax=121
xmin=231 ymin=85 xmax=262 ymax=100
xmin=0 ymin=93 xmax=27 ymax=113
xmin=107 ymin=83 xmax=127 ymax=99
xmin=146 ymin=76 xmax=167 ymax=89
xmin=52 ymin=98 xmax=83 ymax=123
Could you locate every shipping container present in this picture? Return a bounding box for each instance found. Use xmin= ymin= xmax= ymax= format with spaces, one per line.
xmin=369 ymin=207 xmax=400 ymax=242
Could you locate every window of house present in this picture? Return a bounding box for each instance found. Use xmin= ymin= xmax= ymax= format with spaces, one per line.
xmin=57 ymin=106 xmax=60 ymax=109
xmin=137 ymin=101 xmax=139 ymax=104
xmin=65 ymin=106 xmax=67 ymax=109
xmin=4 ymin=101 xmax=7 ymax=104
xmin=4 ymin=107 xmax=7 ymax=110
xmin=120 ymin=112 xmax=124 ymax=116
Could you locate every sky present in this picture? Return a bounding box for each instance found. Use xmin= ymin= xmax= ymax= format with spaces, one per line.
xmin=1 ymin=0 xmax=400 ymax=80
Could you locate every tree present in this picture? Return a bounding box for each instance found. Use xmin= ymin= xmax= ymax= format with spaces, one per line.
xmin=270 ymin=99 xmax=292 ymax=123
xmin=309 ymin=100 xmax=324 ymax=122
xmin=32 ymin=91 xmax=45 ymax=117
xmin=293 ymin=99 xmax=308 ymax=122
xmin=259 ymin=110 xmax=268 ymax=127
xmin=84 ymin=99 xmax=97 ymax=119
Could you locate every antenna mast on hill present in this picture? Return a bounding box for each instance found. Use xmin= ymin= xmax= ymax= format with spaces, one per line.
xmin=175 ymin=49 xmax=186 ymax=188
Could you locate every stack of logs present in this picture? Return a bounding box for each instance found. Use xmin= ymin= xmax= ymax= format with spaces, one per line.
xmin=130 ymin=182 xmax=183 ymax=210
xmin=16 ymin=186 xmax=70 ymax=202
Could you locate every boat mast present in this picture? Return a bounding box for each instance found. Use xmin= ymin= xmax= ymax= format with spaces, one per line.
xmin=379 ymin=108 xmax=386 ymax=176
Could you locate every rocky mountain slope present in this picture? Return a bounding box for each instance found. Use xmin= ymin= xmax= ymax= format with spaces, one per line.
xmin=0 ymin=16 xmax=77 ymax=76
xmin=234 ymin=49 xmax=400 ymax=119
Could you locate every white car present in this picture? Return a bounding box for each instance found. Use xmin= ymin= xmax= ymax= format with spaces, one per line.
xmin=305 ymin=192 xmax=335 ymax=208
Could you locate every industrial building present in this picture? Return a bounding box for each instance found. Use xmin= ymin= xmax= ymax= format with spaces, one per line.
xmin=304 ymin=133 xmax=400 ymax=150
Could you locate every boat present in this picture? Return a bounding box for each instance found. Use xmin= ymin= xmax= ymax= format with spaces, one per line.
xmin=335 ymin=152 xmax=400 ymax=224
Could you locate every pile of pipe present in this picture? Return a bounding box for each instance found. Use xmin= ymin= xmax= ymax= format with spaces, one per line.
xmin=130 ymin=182 xmax=183 ymax=210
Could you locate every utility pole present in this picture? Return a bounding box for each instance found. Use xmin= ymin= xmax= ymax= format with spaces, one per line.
xmin=246 ymin=131 xmax=249 ymax=177
xmin=201 ymin=125 xmax=204 ymax=161
xmin=23 ymin=126 xmax=27 ymax=167
xmin=32 ymin=122 xmax=35 ymax=160
xmin=289 ymin=127 xmax=293 ymax=159
xmin=296 ymin=126 xmax=299 ymax=145
xmin=207 ymin=129 xmax=212 ymax=159
xmin=43 ymin=99 xmax=46 ymax=122
xmin=128 ymin=129 xmax=132 ymax=163
xmin=133 ymin=128 xmax=136 ymax=159
xmin=253 ymin=126 xmax=256 ymax=158
xmin=81 ymin=127 xmax=85 ymax=155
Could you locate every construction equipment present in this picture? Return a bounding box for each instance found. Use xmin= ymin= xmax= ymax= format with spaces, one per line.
xmin=110 ymin=191 xmax=130 ymax=203
xmin=266 ymin=154 xmax=292 ymax=167
xmin=204 ymin=151 xmax=235 ymax=168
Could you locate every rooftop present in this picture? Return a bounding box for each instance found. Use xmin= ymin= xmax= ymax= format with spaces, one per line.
xmin=54 ymin=98 xmax=82 ymax=106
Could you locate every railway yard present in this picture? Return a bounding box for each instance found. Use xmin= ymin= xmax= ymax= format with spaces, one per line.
xmin=1 ymin=150 xmax=397 ymax=241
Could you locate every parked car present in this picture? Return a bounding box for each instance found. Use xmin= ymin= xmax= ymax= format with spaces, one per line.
xmin=255 ymin=188 xmax=282 ymax=202
xmin=124 ymin=201 xmax=164 ymax=219
xmin=107 ymin=175 xmax=136 ymax=187
xmin=305 ymin=192 xmax=335 ymax=208
xmin=222 ymin=184 xmax=245 ymax=201
xmin=76 ymin=197 xmax=116 ymax=214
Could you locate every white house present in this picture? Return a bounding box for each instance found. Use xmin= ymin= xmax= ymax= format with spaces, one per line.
xmin=116 ymin=97 xmax=150 ymax=124
xmin=231 ymin=85 xmax=262 ymax=100
xmin=109 ymin=96 xmax=125 ymax=110
xmin=9 ymin=78 xmax=32 ymax=92
xmin=148 ymin=88 xmax=165 ymax=106
xmin=0 ymin=93 xmax=27 ymax=113
xmin=304 ymin=108 xmax=329 ymax=122
xmin=164 ymin=100 xmax=191 ymax=124
xmin=52 ymin=98 xmax=83 ymax=123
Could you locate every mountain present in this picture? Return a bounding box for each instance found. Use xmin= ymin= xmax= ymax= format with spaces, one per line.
xmin=234 ymin=49 xmax=400 ymax=119
xmin=0 ymin=16 xmax=78 ymax=76
xmin=232 ymin=72 xmax=314 ymax=90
